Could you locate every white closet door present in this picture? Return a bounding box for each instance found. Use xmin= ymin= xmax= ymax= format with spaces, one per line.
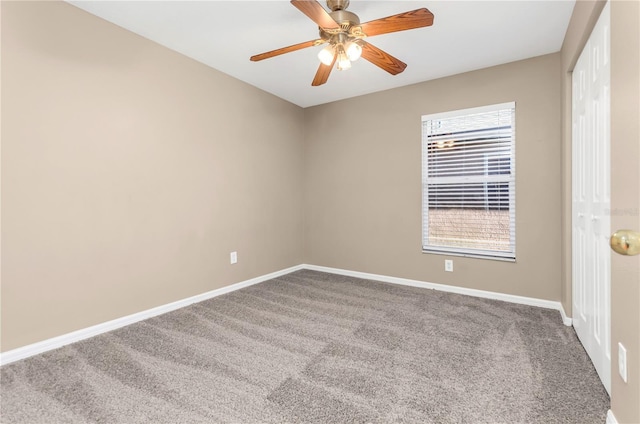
xmin=571 ymin=1 xmax=611 ymax=395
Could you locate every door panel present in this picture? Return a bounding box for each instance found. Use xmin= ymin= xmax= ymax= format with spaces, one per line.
xmin=572 ymin=1 xmax=611 ymax=395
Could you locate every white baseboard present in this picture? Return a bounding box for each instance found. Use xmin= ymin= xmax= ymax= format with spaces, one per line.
xmin=1 ymin=262 xmax=572 ymax=366
xmin=559 ymin=303 xmax=573 ymax=326
xmin=606 ymin=409 xmax=618 ymax=424
xmin=303 ymin=264 xmax=570 ymax=323
xmin=0 ymin=264 xmax=304 ymax=366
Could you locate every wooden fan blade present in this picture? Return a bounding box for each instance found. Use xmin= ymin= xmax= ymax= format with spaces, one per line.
xmin=360 ymin=8 xmax=434 ymax=37
xmin=312 ymin=54 xmax=337 ymax=86
xmin=250 ymin=39 xmax=323 ymax=61
xmin=360 ymin=42 xmax=407 ymax=75
xmin=291 ymin=0 xmax=340 ymax=30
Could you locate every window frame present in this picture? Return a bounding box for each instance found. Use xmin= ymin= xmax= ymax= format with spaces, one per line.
xmin=421 ymin=102 xmax=516 ymax=261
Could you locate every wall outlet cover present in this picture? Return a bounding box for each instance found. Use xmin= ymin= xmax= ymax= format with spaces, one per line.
xmin=445 ymin=260 xmax=453 ymax=272
xmin=618 ymin=342 xmax=627 ymax=383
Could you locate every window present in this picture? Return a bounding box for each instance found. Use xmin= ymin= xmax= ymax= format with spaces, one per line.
xmin=421 ymin=102 xmax=516 ymax=260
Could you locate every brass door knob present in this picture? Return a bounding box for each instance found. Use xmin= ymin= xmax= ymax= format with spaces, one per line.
xmin=610 ymin=230 xmax=640 ymax=256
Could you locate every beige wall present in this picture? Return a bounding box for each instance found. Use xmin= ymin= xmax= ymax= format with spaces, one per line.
xmin=1 ymin=1 xmax=305 ymax=352
xmin=561 ymin=1 xmax=640 ymax=421
xmin=304 ymin=53 xmax=563 ymax=301
xmin=610 ymin=1 xmax=640 ymax=421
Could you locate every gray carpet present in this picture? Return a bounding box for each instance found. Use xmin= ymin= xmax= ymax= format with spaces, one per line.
xmin=0 ymin=269 xmax=609 ymax=423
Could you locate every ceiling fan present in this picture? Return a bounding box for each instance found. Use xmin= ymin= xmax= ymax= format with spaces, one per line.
xmin=250 ymin=0 xmax=434 ymax=86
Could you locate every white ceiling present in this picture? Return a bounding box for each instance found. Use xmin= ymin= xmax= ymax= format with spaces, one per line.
xmin=68 ymin=1 xmax=576 ymax=108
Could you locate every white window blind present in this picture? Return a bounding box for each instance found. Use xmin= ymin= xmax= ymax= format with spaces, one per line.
xmin=421 ymin=102 xmax=516 ymax=260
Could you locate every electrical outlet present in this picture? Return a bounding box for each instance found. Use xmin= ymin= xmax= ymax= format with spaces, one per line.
xmin=618 ymin=342 xmax=628 ymax=383
xmin=445 ymin=260 xmax=453 ymax=272
xmin=230 ymin=251 xmax=238 ymax=265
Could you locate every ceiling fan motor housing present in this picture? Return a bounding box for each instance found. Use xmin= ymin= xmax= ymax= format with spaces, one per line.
xmin=326 ymin=0 xmax=359 ymax=34
xmin=320 ymin=8 xmax=361 ymax=41
xmin=329 ymin=10 xmax=360 ymax=27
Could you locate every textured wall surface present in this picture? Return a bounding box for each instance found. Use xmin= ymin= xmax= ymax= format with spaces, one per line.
xmin=1 ymin=1 xmax=305 ymax=351
xmin=609 ymin=1 xmax=640 ymax=421
xmin=304 ymin=53 xmax=562 ymax=302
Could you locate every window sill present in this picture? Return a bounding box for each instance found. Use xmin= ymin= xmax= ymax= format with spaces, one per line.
xmin=422 ymin=249 xmax=516 ymax=262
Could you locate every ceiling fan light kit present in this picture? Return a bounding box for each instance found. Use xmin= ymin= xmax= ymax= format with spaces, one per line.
xmin=250 ymin=0 xmax=434 ymax=86
xmin=318 ymin=45 xmax=335 ymax=65
xmin=346 ymin=41 xmax=362 ymax=61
